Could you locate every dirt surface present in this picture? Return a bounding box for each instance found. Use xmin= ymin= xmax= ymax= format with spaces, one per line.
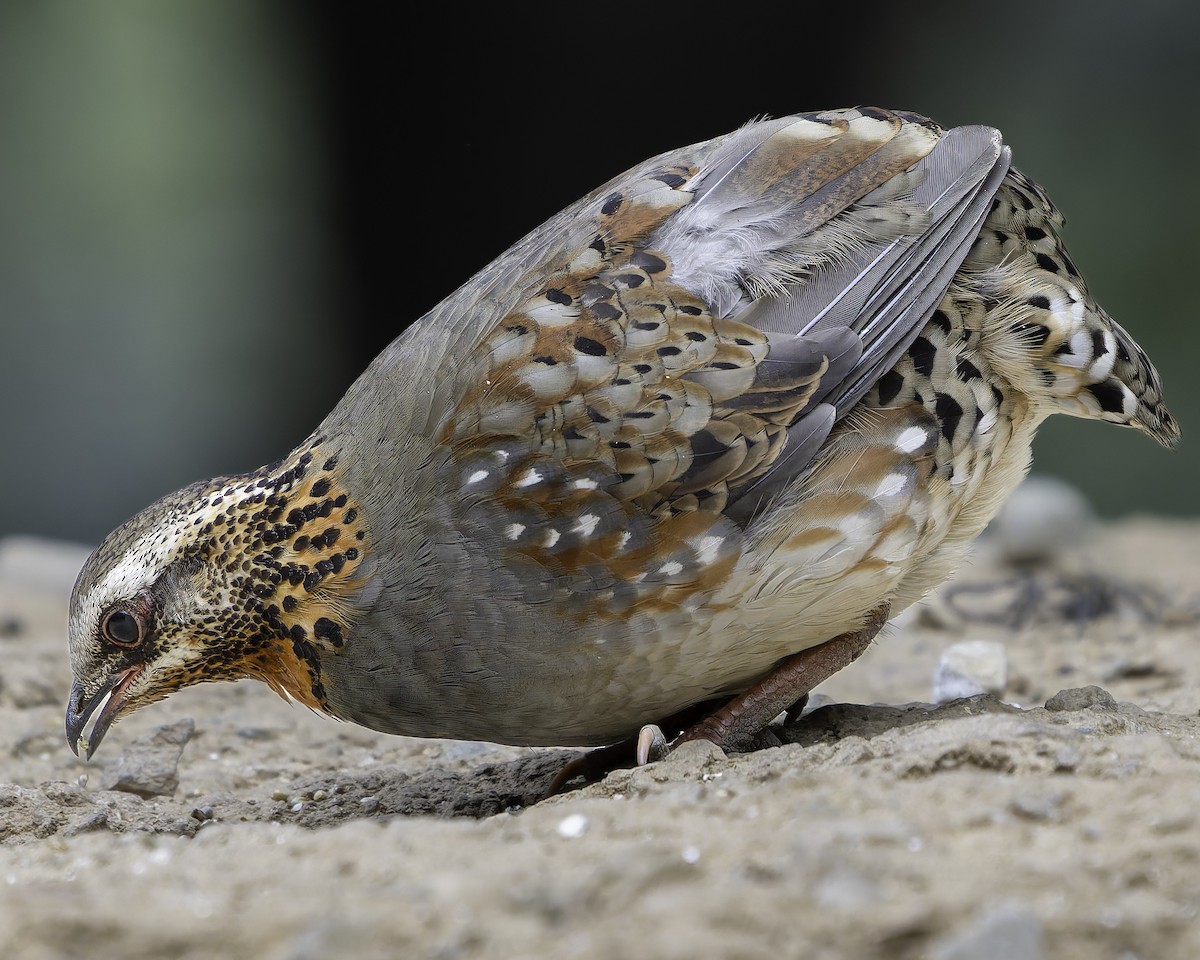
xmin=1 ymin=509 xmax=1198 ymax=960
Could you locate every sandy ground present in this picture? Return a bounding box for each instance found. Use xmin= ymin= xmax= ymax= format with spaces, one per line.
xmin=1 ymin=500 xmax=1198 ymax=960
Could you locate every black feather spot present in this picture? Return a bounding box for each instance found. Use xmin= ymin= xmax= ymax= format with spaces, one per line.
xmin=935 ymin=393 xmax=963 ymax=441
xmin=601 ymin=193 xmax=623 ymax=216
xmin=910 ymin=336 xmax=936 ymax=377
xmin=955 ymin=358 xmax=981 ymax=381
xmin=876 ymin=370 xmax=904 ymax=405
xmin=631 ymin=251 xmax=667 ymax=274
xmin=1088 ymin=381 xmax=1128 ymax=414
xmin=1027 ymin=295 xmax=1051 ymax=310
xmin=1013 ymin=322 xmax=1050 ymax=347
xmin=1035 ymin=252 xmax=1060 ymax=274
xmin=574 ymin=336 xmax=607 ymax=356
xmin=314 ymin=617 xmax=344 ymax=648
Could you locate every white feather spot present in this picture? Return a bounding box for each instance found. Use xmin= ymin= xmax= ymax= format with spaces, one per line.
xmin=695 ymin=535 xmax=724 ymax=566
xmin=895 ymin=426 xmax=930 ymax=454
xmin=1089 ymin=332 xmax=1116 ymax=380
xmin=1067 ymin=287 xmax=1086 ymax=321
xmin=515 ymin=469 xmax=542 ymax=488
xmin=658 ymin=561 xmax=684 ymax=577
xmin=1068 ymin=328 xmax=1092 ymax=360
xmin=544 ymin=528 xmax=561 ymax=548
xmin=466 ymin=469 xmax=489 ymax=486
xmin=506 ymin=523 xmax=525 ymax=541
xmin=574 ymin=514 xmax=600 ymax=537
xmin=572 ymin=477 xmax=598 ymax=490
xmin=874 ymin=473 xmax=908 ymax=499
xmin=616 ymin=531 xmax=632 ymax=551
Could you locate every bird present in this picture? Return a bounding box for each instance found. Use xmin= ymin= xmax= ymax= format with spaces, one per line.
xmin=66 ymin=107 xmax=1178 ymax=785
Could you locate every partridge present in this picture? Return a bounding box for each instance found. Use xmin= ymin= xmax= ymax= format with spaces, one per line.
xmin=66 ymin=107 xmax=1178 ymax=777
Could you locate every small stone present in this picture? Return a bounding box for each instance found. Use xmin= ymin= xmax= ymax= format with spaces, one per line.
xmin=62 ymin=808 xmax=109 ymax=837
xmin=932 ymin=899 xmax=1045 ymax=960
xmin=933 ymin=640 xmax=1008 ymax=703
xmin=236 ymin=727 xmax=275 ymax=741
xmin=271 ymin=789 xmax=289 ymax=801
xmin=1009 ymin=790 xmax=1065 ymax=822
xmin=1045 ymin=686 xmax=1116 ymax=712
xmin=556 ymin=813 xmax=589 ymax=838
xmin=311 ymin=789 xmax=328 ymax=802
xmin=191 ymin=806 xmax=214 ymax=821
xmin=99 ymin=718 xmax=194 ymax=798
xmin=987 ymin=475 xmax=1092 ymax=564
xmin=1053 ymin=746 xmax=1083 ymax=771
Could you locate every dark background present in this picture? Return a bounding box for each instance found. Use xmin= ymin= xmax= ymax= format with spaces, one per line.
xmin=1 ymin=1 xmax=1196 ymax=545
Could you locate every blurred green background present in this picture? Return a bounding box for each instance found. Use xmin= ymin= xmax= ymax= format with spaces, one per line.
xmin=1 ymin=0 xmax=1195 ymax=546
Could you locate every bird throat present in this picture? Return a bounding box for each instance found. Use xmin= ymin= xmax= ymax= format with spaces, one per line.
xmin=190 ymin=437 xmax=370 ymax=711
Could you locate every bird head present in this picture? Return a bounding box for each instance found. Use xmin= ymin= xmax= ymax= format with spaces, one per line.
xmin=66 ymin=441 xmax=372 ymax=758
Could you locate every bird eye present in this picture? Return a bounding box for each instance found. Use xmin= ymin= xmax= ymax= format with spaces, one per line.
xmin=102 ymin=609 xmax=143 ymax=647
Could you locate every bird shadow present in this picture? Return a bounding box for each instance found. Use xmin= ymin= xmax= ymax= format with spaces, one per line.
xmin=269 ymin=695 xmax=1019 ymax=827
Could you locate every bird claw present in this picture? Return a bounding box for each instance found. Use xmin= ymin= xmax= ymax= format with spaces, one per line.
xmin=635 ymin=723 xmax=671 ymax=765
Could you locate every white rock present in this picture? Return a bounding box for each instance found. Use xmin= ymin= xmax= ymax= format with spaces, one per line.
xmin=985 ymin=475 xmax=1093 ymax=564
xmin=932 ymin=899 xmax=1045 ymax=960
xmin=556 ymin=813 xmax=589 ymax=839
xmin=933 ymin=640 xmax=1008 ymax=703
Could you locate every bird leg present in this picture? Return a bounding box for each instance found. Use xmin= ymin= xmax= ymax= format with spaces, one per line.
xmin=543 ymin=699 xmax=725 ymax=797
xmin=544 ymin=602 xmax=890 ymax=795
xmin=637 ymin=602 xmax=891 ymax=763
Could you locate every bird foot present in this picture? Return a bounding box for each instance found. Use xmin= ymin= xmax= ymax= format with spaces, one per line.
xmin=636 ymin=724 xmax=670 ymax=765
xmin=544 ymin=602 xmax=889 ymax=795
xmin=637 ymin=602 xmax=889 ymax=765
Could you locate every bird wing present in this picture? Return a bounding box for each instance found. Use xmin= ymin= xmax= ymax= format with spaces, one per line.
xmin=335 ymin=107 xmax=1010 ymax=612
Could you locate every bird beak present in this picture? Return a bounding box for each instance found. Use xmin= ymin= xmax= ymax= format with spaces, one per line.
xmin=65 ymin=665 xmax=142 ymax=759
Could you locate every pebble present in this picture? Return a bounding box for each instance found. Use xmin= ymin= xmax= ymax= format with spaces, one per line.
xmin=1045 ymin=686 xmax=1116 ymax=712
xmin=986 ymin=475 xmax=1092 ymax=564
xmin=931 ymin=899 xmax=1045 ymax=960
xmin=99 ymin=718 xmax=195 ymax=798
xmin=556 ymin=813 xmax=589 ymax=839
xmin=933 ymin=640 xmax=1008 ymax=703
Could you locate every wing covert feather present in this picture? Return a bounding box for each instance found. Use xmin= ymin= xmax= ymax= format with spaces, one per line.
xmin=339 ymin=108 xmax=1011 ymax=615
